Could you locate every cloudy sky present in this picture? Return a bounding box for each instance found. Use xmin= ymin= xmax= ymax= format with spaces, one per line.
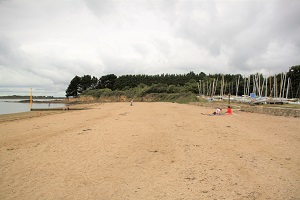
xmin=0 ymin=0 xmax=299 ymax=97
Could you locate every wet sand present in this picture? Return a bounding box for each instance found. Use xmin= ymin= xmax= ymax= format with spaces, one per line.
xmin=0 ymin=102 xmax=299 ymax=199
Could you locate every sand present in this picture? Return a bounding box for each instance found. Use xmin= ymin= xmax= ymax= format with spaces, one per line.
xmin=0 ymin=102 xmax=299 ymax=200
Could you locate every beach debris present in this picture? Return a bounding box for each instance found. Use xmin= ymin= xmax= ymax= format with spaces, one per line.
xmin=148 ymin=150 xmax=159 ymax=153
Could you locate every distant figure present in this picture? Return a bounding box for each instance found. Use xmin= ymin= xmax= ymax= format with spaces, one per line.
xmin=211 ymin=107 xmax=222 ymax=115
xmin=64 ymin=105 xmax=69 ymax=110
xmin=225 ymin=106 xmax=232 ymax=115
xmin=48 ymin=103 xmax=50 ymax=107
xmin=216 ymin=107 xmax=222 ymax=115
xmin=130 ymin=100 xmax=133 ymax=106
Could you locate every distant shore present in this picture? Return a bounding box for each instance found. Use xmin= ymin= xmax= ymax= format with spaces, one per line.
xmin=0 ymin=95 xmax=64 ymax=99
xmin=0 ymin=97 xmax=68 ymax=104
xmin=0 ymin=103 xmax=94 ymax=123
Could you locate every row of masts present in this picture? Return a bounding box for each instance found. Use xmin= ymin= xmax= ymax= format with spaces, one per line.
xmin=197 ymin=73 xmax=292 ymax=99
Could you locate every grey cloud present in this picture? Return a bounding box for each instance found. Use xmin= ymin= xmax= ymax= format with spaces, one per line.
xmin=0 ymin=36 xmax=24 ymax=67
xmin=0 ymin=0 xmax=299 ymax=96
xmin=84 ymin=0 xmax=116 ymax=17
xmin=172 ymin=1 xmax=294 ymax=58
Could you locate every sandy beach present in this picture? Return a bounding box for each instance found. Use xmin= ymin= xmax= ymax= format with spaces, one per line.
xmin=0 ymin=102 xmax=299 ymax=200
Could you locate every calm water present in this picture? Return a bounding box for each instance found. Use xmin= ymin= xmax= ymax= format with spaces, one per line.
xmin=0 ymin=99 xmax=66 ymax=115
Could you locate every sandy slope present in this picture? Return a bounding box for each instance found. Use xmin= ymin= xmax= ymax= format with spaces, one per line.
xmin=0 ymin=102 xmax=299 ymax=200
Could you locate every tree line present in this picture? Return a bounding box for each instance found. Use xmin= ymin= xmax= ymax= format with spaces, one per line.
xmin=66 ymin=65 xmax=300 ymax=99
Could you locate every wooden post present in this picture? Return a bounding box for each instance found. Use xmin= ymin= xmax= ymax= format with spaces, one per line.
xmin=30 ymin=88 xmax=33 ymax=110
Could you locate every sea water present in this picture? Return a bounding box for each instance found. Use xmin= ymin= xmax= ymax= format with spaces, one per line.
xmin=0 ymin=99 xmax=66 ymax=115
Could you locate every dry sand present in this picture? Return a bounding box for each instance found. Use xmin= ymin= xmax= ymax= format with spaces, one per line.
xmin=0 ymin=102 xmax=299 ymax=200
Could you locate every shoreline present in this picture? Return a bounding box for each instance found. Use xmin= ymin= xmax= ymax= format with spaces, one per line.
xmin=1 ymin=99 xmax=67 ymax=103
xmin=0 ymin=103 xmax=94 ymax=123
xmin=1 ymin=100 xmax=300 ymax=119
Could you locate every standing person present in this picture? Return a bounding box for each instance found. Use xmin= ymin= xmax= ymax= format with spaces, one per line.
xmin=130 ymin=100 xmax=133 ymax=106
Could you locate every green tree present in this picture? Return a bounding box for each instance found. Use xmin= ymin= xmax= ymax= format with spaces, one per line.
xmin=79 ymin=75 xmax=92 ymax=93
xmin=91 ymin=76 xmax=99 ymax=89
xmin=287 ymin=65 xmax=300 ymax=98
xmin=66 ymin=75 xmax=81 ymax=97
xmin=184 ymin=79 xmax=198 ymax=93
xmin=98 ymin=74 xmax=117 ymax=90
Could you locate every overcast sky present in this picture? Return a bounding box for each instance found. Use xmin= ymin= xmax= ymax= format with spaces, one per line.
xmin=0 ymin=0 xmax=299 ymax=97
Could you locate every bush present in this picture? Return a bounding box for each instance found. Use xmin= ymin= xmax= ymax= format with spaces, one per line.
xmin=80 ymin=85 xmax=198 ymax=103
